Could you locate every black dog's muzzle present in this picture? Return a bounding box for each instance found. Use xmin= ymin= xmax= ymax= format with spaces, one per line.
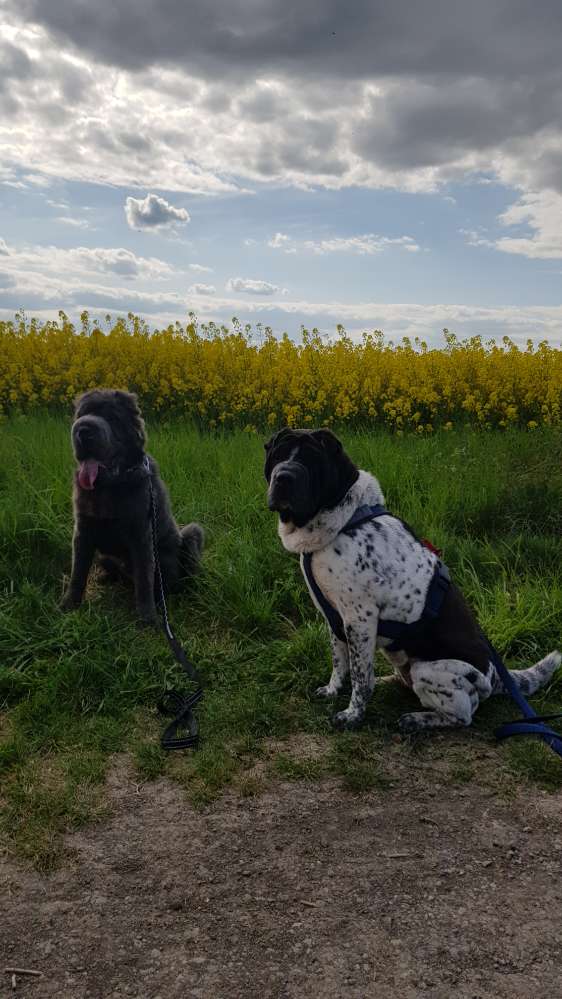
xmin=71 ymin=415 xmax=111 ymax=460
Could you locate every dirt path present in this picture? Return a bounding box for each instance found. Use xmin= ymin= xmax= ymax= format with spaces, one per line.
xmin=2 ymin=763 xmax=562 ymax=999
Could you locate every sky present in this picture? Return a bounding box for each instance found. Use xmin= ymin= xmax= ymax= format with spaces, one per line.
xmin=1 ymin=0 xmax=562 ymax=345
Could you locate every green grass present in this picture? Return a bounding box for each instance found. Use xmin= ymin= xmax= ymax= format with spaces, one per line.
xmin=1 ymin=416 xmax=561 ymax=866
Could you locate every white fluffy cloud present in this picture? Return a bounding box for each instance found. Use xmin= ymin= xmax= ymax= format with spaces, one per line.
xmin=125 ymin=193 xmax=190 ymax=230
xmin=226 ymin=277 xmax=279 ymax=295
xmin=0 ymin=239 xmax=176 ymax=282
xmin=495 ymin=191 xmax=562 ymax=259
xmin=188 ymin=283 xmax=215 ymax=295
xmin=69 ymin=246 xmax=174 ymax=278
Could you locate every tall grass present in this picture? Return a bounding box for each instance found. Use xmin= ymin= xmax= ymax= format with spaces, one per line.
xmin=1 ymin=417 xmax=561 ymax=866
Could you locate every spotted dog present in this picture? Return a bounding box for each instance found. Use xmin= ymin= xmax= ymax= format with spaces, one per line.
xmin=264 ymin=427 xmax=561 ymax=733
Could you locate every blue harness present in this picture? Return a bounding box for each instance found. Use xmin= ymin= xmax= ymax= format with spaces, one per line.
xmin=302 ymin=503 xmax=562 ymax=758
xmin=302 ymin=504 xmax=451 ymax=650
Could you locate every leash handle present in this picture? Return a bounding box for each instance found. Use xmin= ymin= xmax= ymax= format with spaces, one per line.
xmin=146 ymin=457 xmax=203 ymax=750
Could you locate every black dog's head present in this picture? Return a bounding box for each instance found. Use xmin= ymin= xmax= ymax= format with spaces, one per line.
xmin=264 ymin=427 xmax=359 ymax=527
xmin=71 ymin=389 xmax=146 ymax=490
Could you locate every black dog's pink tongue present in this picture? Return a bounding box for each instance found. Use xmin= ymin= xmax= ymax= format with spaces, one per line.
xmin=78 ymin=459 xmax=100 ymax=490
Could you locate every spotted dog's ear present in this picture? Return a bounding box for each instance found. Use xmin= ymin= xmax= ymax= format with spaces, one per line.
xmin=314 ymin=427 xmax=343 ymax=454
xmin=264 ymin=431 xmax=281 ymax=480
xmin=264 ymin=427 xmax=293 ymax=452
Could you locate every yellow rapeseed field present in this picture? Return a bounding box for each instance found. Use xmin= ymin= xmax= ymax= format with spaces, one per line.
xmin=1 ymin=311 xmax=560 ymax=431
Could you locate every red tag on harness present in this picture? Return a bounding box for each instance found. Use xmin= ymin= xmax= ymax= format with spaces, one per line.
xmin=421 ymin=538 xmax=442 ymax=556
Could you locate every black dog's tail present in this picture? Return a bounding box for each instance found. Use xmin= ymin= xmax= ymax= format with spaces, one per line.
xmin=179 ymin=522 xmax=205 ymax=576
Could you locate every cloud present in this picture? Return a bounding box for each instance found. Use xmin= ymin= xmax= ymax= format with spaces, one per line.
xmin=188 ymin=283 xmax=215 ymax=295
xmin=494 ymin=191 xmax=562 ymax=259
xmin=0 ymin=4 xmax=560 ymax=199
xmin=226 ymin=277 xmax=279 ymax=295
xmin=0 ymin=241 xmax=176 ymax=284
xmin=125 ymin=193 xmax=190 ymax=230
xmin=54 ymin=215 xmax=91 ymax=228
xmin=460 ymin=228 xmax=496 ymax=250
xmin=459 ymin=191 xmax=562 ymax=259
xmin=18 ymin=1 xmax=562 ymax=82
xmin=303 ymin=234 xmax=420 ymax=255
xmin=0 ymin=271 xmax=15 ymax=289
xmin=1 ymin=276 xmax=561 ymax=347
xmin=68 ymin=246 xmax=174 ymax=278
xmin=189 ymin=263 xmax=213 ymax=273
xmin=267 ymin=232 xmax=421 ymax=255
xmin=268 ymin=232 xmax=291 ymax=249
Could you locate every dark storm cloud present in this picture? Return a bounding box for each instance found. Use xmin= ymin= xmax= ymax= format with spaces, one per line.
xmin=0 ymin=40 xmax=34 ymax=80
xmin=18 ymin=0 xmax=562 ymax=79
xmin=354 ymin=77 xmax=562 ymax=170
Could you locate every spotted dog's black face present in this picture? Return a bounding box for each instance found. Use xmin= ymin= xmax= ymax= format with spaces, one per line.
xmin=71 ymin=389 xmax=146 ymax=490
xmin=264 ymin=427 xmax=359 ymax=527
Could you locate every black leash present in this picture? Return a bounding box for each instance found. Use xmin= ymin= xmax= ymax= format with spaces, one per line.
xmin=145 ymin=457 xmax=203 ymax=751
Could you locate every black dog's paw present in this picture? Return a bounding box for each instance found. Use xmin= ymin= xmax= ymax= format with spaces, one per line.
xmin=59 ymin=592 xmax=81 ymax=613
xmin=331 ymin=709 xmax=363 ymax=731
xmin=137 ymin=611 xmax=159 ymax=630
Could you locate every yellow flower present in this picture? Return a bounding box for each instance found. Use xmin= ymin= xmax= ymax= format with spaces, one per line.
xmin=0 ymin=312 xmax=559 ymax=431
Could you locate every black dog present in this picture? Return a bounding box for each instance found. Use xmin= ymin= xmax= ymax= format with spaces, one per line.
xmin=61 ymin=389 xmax=204 ymax=625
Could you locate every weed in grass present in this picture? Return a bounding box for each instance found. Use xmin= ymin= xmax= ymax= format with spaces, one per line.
xmin=328 ymin=732 xmax=392 ymax=793
xmin=273 ymin=753 xmax=327 ymax=782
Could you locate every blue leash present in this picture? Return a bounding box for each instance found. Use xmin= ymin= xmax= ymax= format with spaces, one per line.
xmin=488 ymin=645 xmax=562 ymax=757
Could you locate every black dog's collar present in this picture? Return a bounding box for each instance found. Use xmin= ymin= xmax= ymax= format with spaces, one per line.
xmin=89 ymin=457 xmax=150 ymax=487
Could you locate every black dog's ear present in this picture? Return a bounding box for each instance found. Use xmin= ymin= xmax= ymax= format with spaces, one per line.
xmin=113 ymin=390 xmax=146 ymax=449
xmin=74 ymin=388 xmax=101 ymax=417
xmin=314 ymin=427 xmax=343 ymax=454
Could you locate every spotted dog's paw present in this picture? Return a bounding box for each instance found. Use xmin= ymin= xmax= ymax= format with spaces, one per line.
xmin=331 ymin=709 xmax=363 ymax=731
xmin=398 ymin=711 xmax=424 ymax=735
xmin=315 ymin=684 xmax=339 ymax=700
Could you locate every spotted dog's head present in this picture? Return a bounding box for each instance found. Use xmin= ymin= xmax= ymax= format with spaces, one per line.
xmin=71 ymin=388 xmax=146 ymax=490
xmin=264 ymin=427 xmax=359 ymax=527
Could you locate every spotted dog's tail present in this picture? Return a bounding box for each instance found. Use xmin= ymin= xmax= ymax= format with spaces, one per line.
xmin=492 ymin=650 xmax=561 ymax=696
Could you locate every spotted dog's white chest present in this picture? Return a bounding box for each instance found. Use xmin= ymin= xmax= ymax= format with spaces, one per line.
xmin=301 ymin=518 xmax=437 ymax=639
